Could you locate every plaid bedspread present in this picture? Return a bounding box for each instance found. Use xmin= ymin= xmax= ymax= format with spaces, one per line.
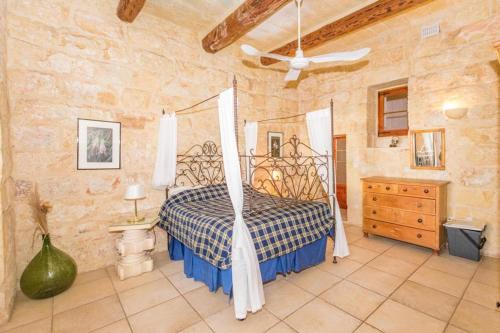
xmin=158 ymin=183 xmax=333 ymax=269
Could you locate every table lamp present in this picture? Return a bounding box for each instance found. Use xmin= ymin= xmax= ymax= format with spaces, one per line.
xmin=124 ymin=184 xmax=146 ymax=223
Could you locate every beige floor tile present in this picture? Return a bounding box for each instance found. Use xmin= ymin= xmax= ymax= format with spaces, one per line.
xmin=93 ymin=319 xmax=132 ymax=333
xmin=472 ymin=267 xmax=500 ymax=288
xmin=423 ymin=252 xmax=479 ymax=279
xmin=0 ymin=294 xmax=52 ymax=332
xmin=480 ymin=256 xmax=500 ymax=271
xmin=263 ymin=280 xmax=314 ymax=319
xmin=168 ymin=272 xmax=205 ymax=294
xmin=107 ymin=267 xmax=164 ymax=292
xmin=74 ymin=268 xmax=109 ymax=286
xmin=347 ymin=246 xmax=379 ymax=264
xmin=152 ymin=251 xmax=172 ymax=269
xmin=390 ymin=281 xmax=459 ymax=321
xmin=179 ymin=321 xmax=213 ymax=333
xmin=320 ymin=280 xmax=385 ymax=320
xmin=463 ymin=281 xmax=500 ymax=310
xmin=409 ymin=266 xmax=469 ymax=297
xmin=128 ymin=296 xmax=201 ymax=333
xmin=367 ymin=299 xmax=446 ymax=333
xmin=1 ymin=317 xmax=51 ymax=333
xmin=345 ymin=228 xmax=364 ymax=244
xmin=317 ymin=257 xmax=362 ymax=278
xmin=118 ymin=278 xmax=179 ymax=315
xmin=287 ymin=267 xmax=341 ymax=296
xmin=266 ymin=322 xmax=297 ymax=333
xmin=347 ymin=266 xmax=404 ymax=297
xmin=285 ymin=298 xmax=360 ymax=333
xmin=158 ymin=260 xmax=184 ymax=277
xmin=367 ymin=254 xmax=418 ymax=278
xmin=53 ymin=295 xmax=124 ymax=333
xmin=353 ymin=236 xmax=395 ymax=253
xmin=206 ymin=307 xmax=279 ymax=333
xmin=384 ymin=243 xmax=432 ymax=265
xmin=450 ymin=300 xmax=500 ymax=333
xmin=53 ymin=277 xmax=115 ymax=314
xmin=354 ymin=323 xmax=382 ymax=333
xmin=444 ymin=325 xmax=468 ymax=333
xmin=184 ymin=287 xmax=231 ymax=319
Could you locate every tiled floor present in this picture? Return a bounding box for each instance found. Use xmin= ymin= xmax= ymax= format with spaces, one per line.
xmin=1 ymin=224 xmax=499 ymax=333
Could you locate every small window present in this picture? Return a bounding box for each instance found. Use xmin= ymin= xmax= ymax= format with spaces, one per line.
xmin=378 ymin=86 xmax=408 ymax=137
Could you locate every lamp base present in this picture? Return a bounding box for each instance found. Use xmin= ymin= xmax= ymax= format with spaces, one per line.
xmin=127 ymin=216 xmax=145 ymax=224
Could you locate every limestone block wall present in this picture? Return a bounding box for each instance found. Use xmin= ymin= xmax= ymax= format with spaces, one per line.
xmin=298 ymin=0 xmax=499 ymax=256
xmin=0 ymin=0 xmax=16 ymax=323
xmin=4 ymin=0 xmax=299 ymax=275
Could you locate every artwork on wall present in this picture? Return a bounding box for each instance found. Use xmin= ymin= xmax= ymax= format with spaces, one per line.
xmin=77 ymin=119 xmax=121 ymax=170
xmin=267 ymin=131 xmax=283 ymax=158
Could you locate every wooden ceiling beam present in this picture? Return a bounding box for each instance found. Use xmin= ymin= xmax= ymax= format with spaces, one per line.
xmin=202 ymin=0 xmax=292 ymax=53
xmin=117 ymin=0 xmax=146 ymax=23
xmin=261 ymin=0 xmax=431 ymax=65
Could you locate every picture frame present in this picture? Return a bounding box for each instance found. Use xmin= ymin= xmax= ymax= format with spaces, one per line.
xmin=267 ymin=131 xmax=283 ymax=158
xmin=409 ymin=128 xmax=445 ymax=170
xmin=77 ymin=118 xmax=121 ymax=170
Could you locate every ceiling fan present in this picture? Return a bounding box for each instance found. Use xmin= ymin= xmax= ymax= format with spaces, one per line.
xmin=241 ymin=0 xmax=371 ymax=81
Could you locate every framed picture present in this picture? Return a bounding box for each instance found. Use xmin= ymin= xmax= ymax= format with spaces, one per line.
xmin=77 ymin=119 xmax=121 ymax=170
xmin=267 ymin=131 xmax=283 ymax=158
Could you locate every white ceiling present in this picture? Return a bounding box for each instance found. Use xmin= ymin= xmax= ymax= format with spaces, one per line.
xmin=145 ymin=0 xmax=379 ymax=52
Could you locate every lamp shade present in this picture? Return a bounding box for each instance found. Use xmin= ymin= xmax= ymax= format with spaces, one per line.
xmin=124 ymin=184 xmax=146 ymax=200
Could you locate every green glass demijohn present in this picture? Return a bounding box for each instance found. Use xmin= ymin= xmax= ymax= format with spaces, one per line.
xmin=20 ymin=234 xmax=77 ymax=299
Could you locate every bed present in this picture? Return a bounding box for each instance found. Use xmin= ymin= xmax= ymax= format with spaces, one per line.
xmin=157 ymin=136 xmax=335 ymax=295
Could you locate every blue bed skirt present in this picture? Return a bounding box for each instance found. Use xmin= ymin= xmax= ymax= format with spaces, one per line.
xmin=168 ymin=235 xmax=328 ymax=295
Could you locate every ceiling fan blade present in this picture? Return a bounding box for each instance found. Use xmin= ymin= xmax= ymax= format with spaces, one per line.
xmin=285 ymin=68 xmax=301 ymax=81
xmin=309 ymin=47 xmax=371 ymax=64
xmin=241 ymin=44 xmax=292 ymax=62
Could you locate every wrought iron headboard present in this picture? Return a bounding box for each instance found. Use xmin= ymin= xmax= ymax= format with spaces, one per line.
xmin=245 ymin=135 xmax=330 ymax=204
xmin=174 ymin=141 xmax=225 ymax=187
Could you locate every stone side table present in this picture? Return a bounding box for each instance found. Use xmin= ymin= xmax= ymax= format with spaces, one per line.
xmin=108 ymin=217 xmax=159 ymax=280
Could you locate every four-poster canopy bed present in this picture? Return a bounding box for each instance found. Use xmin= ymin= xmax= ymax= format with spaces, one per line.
xmin=152 ymin=76 xmax=349 ymax=320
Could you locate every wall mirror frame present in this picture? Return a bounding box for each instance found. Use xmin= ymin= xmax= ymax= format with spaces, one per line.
xmin=409 ymin=128 xmax=445 ymax=170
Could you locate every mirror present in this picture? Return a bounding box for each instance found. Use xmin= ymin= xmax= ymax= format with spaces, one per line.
xmin=410 ymin=129 xmax=445 ymax=170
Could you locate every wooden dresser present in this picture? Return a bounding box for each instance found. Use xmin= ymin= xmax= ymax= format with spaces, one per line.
xmin=362 ymin=177 xmax=449 ymax=254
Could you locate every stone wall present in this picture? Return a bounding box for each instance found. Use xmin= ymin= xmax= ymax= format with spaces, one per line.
xmin=0 ymin=0 xmax=16 ymax=323
xmin=298 ymin=0 xmax=499 ymax=256
xmin=4 ymin=0 xmax=299 ymax=275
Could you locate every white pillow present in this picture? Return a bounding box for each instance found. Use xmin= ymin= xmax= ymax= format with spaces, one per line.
xmin=168 ymin=185 xmax=203 ymax=196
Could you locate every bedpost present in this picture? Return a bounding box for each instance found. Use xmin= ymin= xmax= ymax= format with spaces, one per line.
xmin=330 ymin=98 xmax=338 ymax=264
xmin=233 ymin=75 xmax=239 ymax=155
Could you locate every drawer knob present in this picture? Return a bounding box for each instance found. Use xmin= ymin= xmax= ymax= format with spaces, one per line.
xmin=385 ymin=186 xmax=391 ymax=190
xmin=372 ymin=197 xmax=377 ymax=201
xmin=368 ymin=185 xmax=373 ymax=189
xmin=417 ymin=233 xmax=422 ymax=239
xmin=417 ymin=203 xmax=423 ymax=208
xmin=402 ymin=188 xmax=408 ymax=192
xmin=372 ymin=225 xmax=377 ymax=229
xmin=417 ymin=218 xmax=423 ymax=223
xmin=372 ymin=210 xmax=377 ymax=214
xmin=424 ymin=189 xmax=429 ymax=194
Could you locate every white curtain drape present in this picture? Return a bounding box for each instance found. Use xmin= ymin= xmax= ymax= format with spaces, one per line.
xmin=306 ymin=109 xmax=349 ymax=258
xmin=244 ymin=121 xmax=258 ymax=184
xmin=152 ymin=114 xmax=177 ymax=189
xmin=218 ymin=88 xmax=265 ymax=319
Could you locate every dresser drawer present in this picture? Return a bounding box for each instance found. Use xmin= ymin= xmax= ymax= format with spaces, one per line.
xmin=397 ymin=211 xmax=435 ymax=231
xmin=363 ymin=206 xmax=397 ymax=223
xmin=364 ymin=193 xmax=436 ymax=215
xmin=363 ymin=182 xmax=398 ymax=195
xmin=398 ymin=184 xmax=436 ymax=199
xmin=364 ymin=219 xmax=436 ymax=248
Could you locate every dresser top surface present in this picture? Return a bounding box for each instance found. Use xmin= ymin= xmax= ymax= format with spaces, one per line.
xmin=361 ymin=176 xmax=450 ymax=186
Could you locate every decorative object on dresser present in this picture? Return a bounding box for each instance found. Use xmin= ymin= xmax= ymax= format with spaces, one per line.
xmin=77 ymin=118 xmax=121 ymax=170
xmin=362 ymin=177 xmax=449 ymax=254
xmin=108 ymin=217 xmax=158 ymax=280
xmin=409 ymin=128 xmax=445 ymax=170
xmin=124 ymin=184 xmax=146 ymax=223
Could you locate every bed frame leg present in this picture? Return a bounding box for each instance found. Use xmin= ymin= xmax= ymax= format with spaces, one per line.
xmin=332 ymin=256 xmax=337 ymax=264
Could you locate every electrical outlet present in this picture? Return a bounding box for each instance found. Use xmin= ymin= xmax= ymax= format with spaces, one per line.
xmin=421 ymin=22 xmax=440 ymax=39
